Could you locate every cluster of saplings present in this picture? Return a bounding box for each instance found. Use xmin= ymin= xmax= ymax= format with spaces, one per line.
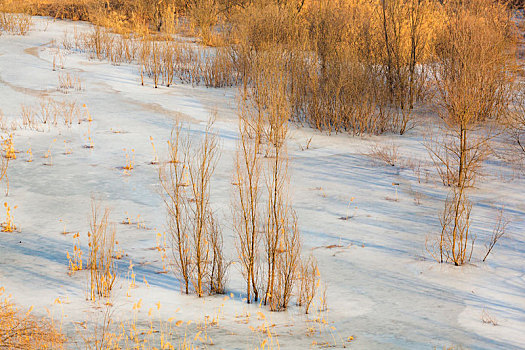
xmin=153 ymin=0 xmax=523 ymax=266
xmin=6 ymin=0 xmax=524 ymax=269
xmin=158 ymin=74 xmax=321 ymax=312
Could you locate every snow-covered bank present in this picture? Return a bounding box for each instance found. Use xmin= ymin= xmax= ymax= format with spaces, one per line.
xmin=0 ymin=17 xmax=524 ymax=349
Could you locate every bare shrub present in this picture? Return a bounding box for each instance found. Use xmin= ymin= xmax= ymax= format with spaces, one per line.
xmin=137 ymin=37 xmax=231 ymax=89
xmin=176 ymin=43 xmax=203 ymax=86
xmin=226 ymin=0 xmax=442 ymax=136
xmin=58 ymin=72 xmax=83 ymax=93
xmin=297 ymin=254 xmax=320 ymax=314
xmin=202 ymin=46 xmax=237 ymax=88
xmin=209 ymin=216 xmax=228 ymax=294
xmin=86 ymin=25 xmax=113 ymax=60
xmin=39 ymin=98 xmax=58 ymax=125
xmin=55 ymin=100 xmax=80 ymax=125
xmin=0 ymin=12 xmax=32 ymax=35
xmin=75 ymin=27 xmax=138 ymax=66
xmin=161 ymin=39 xmax=176 ymax=87
xmin=379 ymin=0 xmax=434 ymax=134
xmin=368 ymin=142 xmax=399 ymax=167
xmin=141 ymin=38 xmax=162 ymax=88
xmin=431 ymin=188 xmax=475 ymax=265
xmin=268 ymin=214 xmax=301 ymax=311
xmin=483 ymin=207 xmax=510 ymax=262
xmin=188 ymin=0 xmax=219 ymax=45
xmin=291 ymin=1 xmax=386 ymax=135
xmin=20 ymin=104 xmax=37 ymax=130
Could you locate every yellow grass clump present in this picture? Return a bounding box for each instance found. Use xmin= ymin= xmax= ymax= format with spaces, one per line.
xmin=2 ymin=134 xmax=16 ymax=160
xmin=88 ymin=200 xmax=117 ymax=300
xmin=1 ymin=202 xmax=17 ymax=232
xmin=0 ymin=287 xmax=66 ymax=349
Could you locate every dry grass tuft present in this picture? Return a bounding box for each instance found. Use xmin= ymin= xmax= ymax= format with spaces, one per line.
xmin=368 ymin=142 xmax=400 ymax=167
xmin=1 ymin=202 xmax=17 ymax=232
xmin=88 ymin=199 xmax=117 ymax=300
xmin=0 ymin=288 xmax=65 ymax=349
xmin=0 ymin=12 xmax=32 ymax=35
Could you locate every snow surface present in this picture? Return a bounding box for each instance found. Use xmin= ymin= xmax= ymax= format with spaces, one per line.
xmin=0 ymin=17 xmax=524 ymax=349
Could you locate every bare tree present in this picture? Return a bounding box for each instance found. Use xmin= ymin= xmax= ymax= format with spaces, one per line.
xmin=263 ymin=143 xmax=289 ymax=310
xmin=160 ymin=120 xmax=226 ymax=296
xmin=159 ymin=125 xmax=192 ymax=294
xmin=187 ymin=120 xmax=220 ymax=297
xmin=159 ymin=120 xmax=225 ymax=297
xmin=234 ymin=48 xmax=303 ymax=310
xmin=248 ymin=51 xmax=302 ymax=311
xmin=232 ymin=88 xmax=264 ymax=303
xmin=427 ymin=0 xmax=516 ymax=265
